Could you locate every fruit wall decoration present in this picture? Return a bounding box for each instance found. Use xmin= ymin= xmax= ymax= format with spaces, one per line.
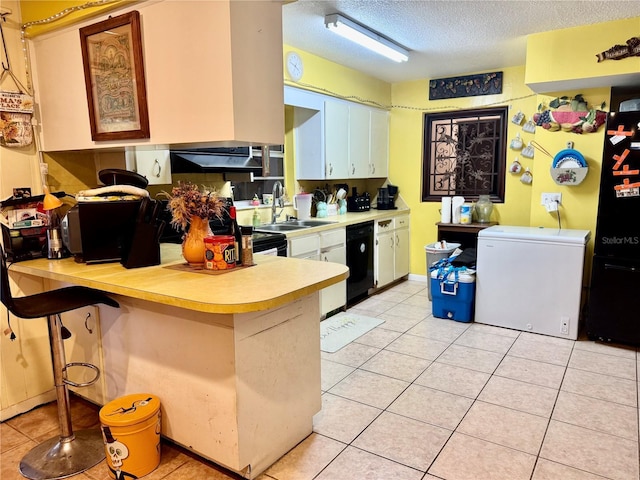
xmin=532 ymin=94 xmax=607 ymax=134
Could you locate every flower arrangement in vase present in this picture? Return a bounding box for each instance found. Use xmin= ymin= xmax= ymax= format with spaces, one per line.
xmin=164 ymin=181 xmax=225 ymax=266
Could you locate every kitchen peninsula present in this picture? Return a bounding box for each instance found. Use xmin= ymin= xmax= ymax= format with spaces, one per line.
xmin=9 ymin=245 xmax=349 ymax=478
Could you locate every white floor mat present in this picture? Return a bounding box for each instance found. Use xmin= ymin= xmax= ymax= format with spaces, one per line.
xmin=320 ymin=312 xmax=385 ymax=353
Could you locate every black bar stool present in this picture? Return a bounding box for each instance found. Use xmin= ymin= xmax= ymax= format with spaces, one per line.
xmin=1 ymin=244 xmax=120 ymax=480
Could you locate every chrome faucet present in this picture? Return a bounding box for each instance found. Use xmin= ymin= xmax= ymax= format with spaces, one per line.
xmin=271 ymin=181 xmax=284 ymax=224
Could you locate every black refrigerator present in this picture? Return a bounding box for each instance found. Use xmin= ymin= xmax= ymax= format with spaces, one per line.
xmin=587 ymin=106 xmax=640 ymax=345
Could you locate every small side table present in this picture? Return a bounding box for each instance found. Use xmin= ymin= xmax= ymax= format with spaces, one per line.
xmin=437 ymin=222 xmax=498 ymax=249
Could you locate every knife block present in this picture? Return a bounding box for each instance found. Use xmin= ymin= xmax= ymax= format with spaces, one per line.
xmin=121 ymin=220 xmax=163 ymax=269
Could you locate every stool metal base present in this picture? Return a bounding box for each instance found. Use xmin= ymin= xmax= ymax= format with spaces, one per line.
xmin=19 ymin=429 xmax=105 ymax=480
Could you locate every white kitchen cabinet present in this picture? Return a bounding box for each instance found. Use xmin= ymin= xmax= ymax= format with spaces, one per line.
xmin=319 ymin=229 xmax=347 ymax=315
xmin=375 ymin=222 xmax=395 ymax=288
xmin=288 ymin=228 xmax=346 ymax=317
xmin=288 ymin=233 xmax=321 ymax=261
xmin=350 ymin=106 xmax=389 ymax=179
xmin=374 ymin=215 xmax=410 ymax=289
xmin=126 ymin=147 xmax=172 ymax=185
xmin=287 ymin=86 xmax=389 ymax=181
xmin=348 ymin=104 xmax=371 ymax=178
xmin=370 ymin=108 xmax=389 ymax=178
xmin=394 ymin=217 xmax=410 ymax=279
xmin=324 ymin=102 xmax=350 ymax=179
xmin=287 ymin=87 xmax=325 ymax=180
xmin=30 ymin=0 xmax=284 ymax=152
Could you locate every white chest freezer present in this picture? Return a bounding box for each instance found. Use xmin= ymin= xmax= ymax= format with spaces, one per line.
xmin=475 ymin=226 xmax=590 ymax=339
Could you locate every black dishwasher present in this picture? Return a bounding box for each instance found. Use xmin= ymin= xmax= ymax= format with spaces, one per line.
xmin=346 ymin=221 xmax=374 ymax=305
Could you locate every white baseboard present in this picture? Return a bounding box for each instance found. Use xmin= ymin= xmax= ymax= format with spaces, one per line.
xmin=0 ymin=390 xmax=56 ymax=422
xmin=408 ymin=273 xmax=428 ymax=283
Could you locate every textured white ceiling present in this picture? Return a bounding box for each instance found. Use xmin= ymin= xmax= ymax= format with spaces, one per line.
xmin=282 ymin=0 xmax=640 ymax=83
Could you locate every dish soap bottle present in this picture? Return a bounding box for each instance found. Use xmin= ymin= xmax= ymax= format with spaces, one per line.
xmin=252 ymin=208 xmax=260 ymax=227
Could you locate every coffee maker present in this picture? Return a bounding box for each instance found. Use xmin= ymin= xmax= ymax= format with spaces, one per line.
xmin=377 ymin=184 xmax=398 ymax=210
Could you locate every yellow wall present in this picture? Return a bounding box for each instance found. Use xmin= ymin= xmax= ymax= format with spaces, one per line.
xmin=390 ymin=73 xmax=610 ymax=276
xmin=526 ymin=17 xmax=640 ymax=92
xmin=20 ymin=0 xmax=132 ymax=37
xmin=282 ymin=44 xmax=392 ymax=199
xmin=286 ymin=61 xmax=611 ymax=279
xmin=282 ymin=45 xmax=391 ymax=108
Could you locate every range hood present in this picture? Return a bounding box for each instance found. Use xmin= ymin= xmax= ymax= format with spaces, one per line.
xmin=170 ymin=147 xmax=261 ymax=174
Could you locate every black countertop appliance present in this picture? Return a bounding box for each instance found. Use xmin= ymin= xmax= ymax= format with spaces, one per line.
xmin=377 ymin=184 xmax=399 ymax=210
xmin=587 ymin=92 xmax=640 ymax=346
xmin=347 ymin=187 xmax=370 ymax=212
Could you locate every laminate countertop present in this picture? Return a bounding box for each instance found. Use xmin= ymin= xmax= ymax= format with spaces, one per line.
xmin=260 ymin=208 xmax=410 ymax=239
xmin=8 ymin=244 xmax=349 ymax=314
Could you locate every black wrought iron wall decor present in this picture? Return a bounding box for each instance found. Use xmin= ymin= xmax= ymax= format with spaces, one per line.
xmin=421 ymin=107 xmax=507 ymax=202
xmin=429 ymin=72 xmax=503 ymax=100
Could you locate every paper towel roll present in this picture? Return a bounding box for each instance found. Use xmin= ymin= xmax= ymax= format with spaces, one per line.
xmin=440 ymin=197 xmax=452 ymax=223
xmin=452 ymin=196 xmax=465 ymax=224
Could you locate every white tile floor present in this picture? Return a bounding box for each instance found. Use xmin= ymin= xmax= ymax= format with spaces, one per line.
xmin=259 ymin=279 xmax=640 ymax=480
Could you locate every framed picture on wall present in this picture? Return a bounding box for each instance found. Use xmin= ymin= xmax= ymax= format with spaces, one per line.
xmin=79 ymin=11 xmax=150 ymax=141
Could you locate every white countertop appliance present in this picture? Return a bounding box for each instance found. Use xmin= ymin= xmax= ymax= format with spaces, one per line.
xmin=475 ymin=225 xmax=590 ymax=339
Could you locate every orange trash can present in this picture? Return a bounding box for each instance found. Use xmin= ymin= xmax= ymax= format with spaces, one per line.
xmin=99 ymin=393 xmax=161 ymax=479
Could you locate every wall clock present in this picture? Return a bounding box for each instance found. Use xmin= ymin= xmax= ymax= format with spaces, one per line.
xmin=286 ymin=51 xmax=304 ymax=82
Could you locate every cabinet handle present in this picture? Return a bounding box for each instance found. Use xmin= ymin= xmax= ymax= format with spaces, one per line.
xmin=153 ymin=159 xmax=162 ymax=178
xmin=351 ymin=164 xmax=355 ymax=175
xmin=84 ymin=312 xmax=93 ymax=334
xmin=390 ymin=237 xmax=394 ymax=247
xmin=371 ymin=164 xmax=375 ymax=174
xmin=329 ymin=164 xmax=333 ymax=175
xmin=395 ymin=233 xmax=400 ymax=246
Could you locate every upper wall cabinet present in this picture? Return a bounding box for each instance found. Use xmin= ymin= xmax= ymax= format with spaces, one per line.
xmin=324 ymin=101 xmax=351 ymax=179
xmin=369 ymin=108 xmax=389 ymax=177
xmin=285 ymin=86 xmax=389 ymax=181
xmin=29 ymin=0 xmax=284 ymax=152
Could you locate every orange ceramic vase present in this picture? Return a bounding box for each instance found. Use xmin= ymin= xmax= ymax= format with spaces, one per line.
xmin=182 ymin=216 xmax=212 ymax=266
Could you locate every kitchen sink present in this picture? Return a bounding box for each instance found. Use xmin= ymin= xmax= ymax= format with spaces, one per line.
xmin=288 ymin=220 xmax=338 ymax=227
xmin=253 ymin=219 xmax=337 ymax=233
xmin=253 ymin=224 xmax=310 ymax=232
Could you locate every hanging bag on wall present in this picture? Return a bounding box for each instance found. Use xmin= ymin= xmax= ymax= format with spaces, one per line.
xmin=1 ymin=19 xmax=34 ymax=148
xmin=0 ymin=89 xmax=34 ymax=147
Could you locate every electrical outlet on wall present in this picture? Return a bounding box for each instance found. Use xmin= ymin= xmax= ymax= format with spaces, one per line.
xmin=541 ymin=193 xmax=562 ymax=206
xmin=541 ymin=193 xmax=562 ymax=212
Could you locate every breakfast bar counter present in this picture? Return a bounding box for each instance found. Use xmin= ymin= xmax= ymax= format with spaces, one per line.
xmin=9 ymin=245 xmax=349 ymax=478
xmin=10 ymin=244 xmax=348 ymax=314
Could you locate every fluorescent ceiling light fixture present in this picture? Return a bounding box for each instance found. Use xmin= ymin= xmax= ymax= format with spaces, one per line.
xmin=325 ymin=13 xmax=409 ymax=63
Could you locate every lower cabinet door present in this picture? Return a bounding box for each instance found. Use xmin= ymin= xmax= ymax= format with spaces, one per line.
xmin=376 ymin=230 xmax=395 ymax=288
xmin=64 ymin=306 xmax=107 ymax=404
xmin=394 ymin=227 xmax=410 ymax=279
xmin=320 ymin=246 xmax=346 ymax=316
